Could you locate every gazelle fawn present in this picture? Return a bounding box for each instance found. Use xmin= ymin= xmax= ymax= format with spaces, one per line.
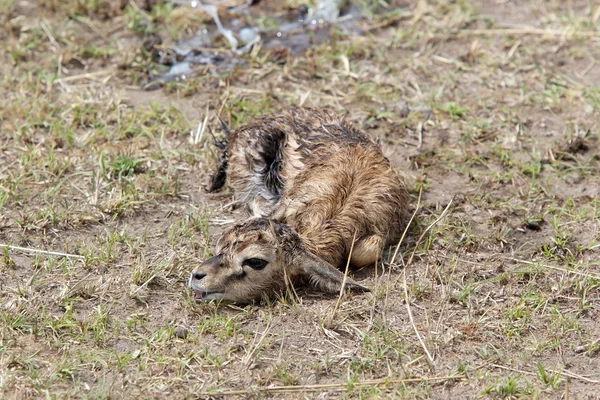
xmin=189 ymin=107 xmax=409 ymax=303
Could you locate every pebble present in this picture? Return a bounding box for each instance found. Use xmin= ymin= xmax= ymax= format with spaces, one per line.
xmin=175 ymin=326 xmax=189 ymax=339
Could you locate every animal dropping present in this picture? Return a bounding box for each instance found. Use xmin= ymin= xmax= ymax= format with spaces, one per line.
xmin=189 ymin=107 xmax=409 ymax=303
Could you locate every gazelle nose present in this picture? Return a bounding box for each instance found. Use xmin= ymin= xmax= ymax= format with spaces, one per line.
xmin=192 ymin=272 xmax=206 ymax=281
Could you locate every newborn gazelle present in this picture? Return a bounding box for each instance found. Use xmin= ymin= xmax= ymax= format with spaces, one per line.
xmin=190 ymin=107 xmax=409 ymax=303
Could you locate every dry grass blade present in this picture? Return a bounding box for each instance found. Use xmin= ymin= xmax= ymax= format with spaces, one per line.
xmin=40 ymin=20 xmax=60 ymax=51
xmin=389 ymin=185 xmax=423 ymax=266
xmin=53 ymin=69 xmax=114 ymax=83
xmin=204 ymin=374 xmax=465 ymax=395
xmin=328 ymin=229 xmax=358 ymax=322
xmin=401 ymin=196 xmax=454 ymax=367
xmin=384 ymin=186 xmax=423 ymax=328
xmin=458 ymin=28 xmax=600 ymax=38
xmin=1 ymin=244 xmax=85 ymax=260
xmin=243 ymin=321 xmax=272 ymax=366
xmin=490 ymin=364 xmax=600 ymax=384
xmin=191 ymin=105 xmax=210 ymax=145
xmin=509 ymin=258 xmax=600 ymax=280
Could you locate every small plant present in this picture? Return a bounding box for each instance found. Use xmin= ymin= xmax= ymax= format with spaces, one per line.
xmin=107 ymin=155 xmax=144 ymax=180
xmin=537 ymin=363 xmax=562 ymax=389
xmin=484 ymin=376 xmax=534 ymax=397
xmin=441 ymin=102 xmax=468 ymax=118
xmin=1 ymin=246 xmax=16 ymax=270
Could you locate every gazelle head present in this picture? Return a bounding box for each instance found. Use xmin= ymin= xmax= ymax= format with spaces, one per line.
xmin=189 ymin=218 xmax=369 ymax=303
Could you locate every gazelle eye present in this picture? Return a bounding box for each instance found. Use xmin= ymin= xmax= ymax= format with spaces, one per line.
xmin=242 ymin=258 xmax=268 ymax=270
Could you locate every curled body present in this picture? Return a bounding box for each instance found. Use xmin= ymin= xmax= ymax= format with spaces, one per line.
xmin=190 ymin=107 xmax=409 ymax=303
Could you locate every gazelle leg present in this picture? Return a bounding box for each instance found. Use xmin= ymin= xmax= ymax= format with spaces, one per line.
xmin=350 ymin=235 xmax=383 ymax=267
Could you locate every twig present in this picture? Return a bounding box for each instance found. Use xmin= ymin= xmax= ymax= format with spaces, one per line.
xmin=191 ymin=104 xmax=209 ymax=145
xmin=508 ymin=258 xmax=600 ymax=280
xmin=40 ymin=20 xmax=60 ymax=51
xmin=131 ymin=253 xmax=175 ymax=295
xmin=458 ymin=28 xmax=600 ymax=38
xmin=208 ymin=218 xmax=236 ymax=225
xmin=204 ymin=374 xmax=465 ymax=395
xmin=74 ymin=16 xmax=110 ymax=43
xmin=54 ymin=69 xmax=114 ymax=83
xmin=388 ymin=185 xmax=423 ymax=266
xmin=490 ymin=363 xmax=536 ymax=377
xmin=130 ymin=273 xmax=158 ymax=296
xmin=0 ymin=244 xmax=84 ymax=260
xmin=229 ymin=86 xmax=266 ymax=95
xmin=153 ymin=44 xmax=231 ymax=53
xmin=405 ymin=198 xmax=454 ymax=266
xmin=299 ymin=90 xmax=311 ymax=107
xmin=505 ymin=40 xmax=521 ymax=61
xmin=490 ymin=363 xmax=600 ymax=384
xmin=385 ymin=186 xmax=423 ymax=329
xmin=243 ymin=321 xmax=272 ymax=365
xmin=329 ymin=230 xmax=358 ymax=321
xmin=561 ymin=369 xmax=600 ymax=384
xmin=403 ymin=268 xmax=435 ymax=366
xmin=400 ymin=196 xmax=455 ymax=367
xmin=579 ymin=58 xmax=596 ymax=77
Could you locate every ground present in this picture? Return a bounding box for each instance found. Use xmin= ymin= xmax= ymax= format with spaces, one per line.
xmin=1 ymin=0 xmax=599 ymax=398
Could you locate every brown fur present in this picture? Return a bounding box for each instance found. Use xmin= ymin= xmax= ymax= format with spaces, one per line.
xmin=190 ymin=107 xmax=409 ymax=303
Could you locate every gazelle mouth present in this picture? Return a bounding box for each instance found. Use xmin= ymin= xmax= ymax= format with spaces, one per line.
xmin=192 ymin=289 xmax=224 ymax=302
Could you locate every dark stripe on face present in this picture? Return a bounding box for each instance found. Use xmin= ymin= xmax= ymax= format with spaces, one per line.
xmin=202 ymin=255 xmax=222 ymax=268
xmin=234 ymin=239 xmax=256 ymax=254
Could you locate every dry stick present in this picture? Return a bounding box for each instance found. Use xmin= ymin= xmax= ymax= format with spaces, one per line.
xmin=490 ymin=363 xmax=536 ymax=377
xmin=402 ymin=270 xmax=435 ymax=367
xmin=152 ymin=43 xmax=231 ymax=53
xmin=490 ymin=363 xmax=600 ymax=384
xmin=403 ymin=197 xmax=454 ymax=270
xmin=560 ymin=369 xmax=600 ymax=384
xmin=273 ymin=218 xmax=301 ymax=305
xmin=243 ymin=321 xmax=272 ymax=365
xmin=277 ymin=332 xmax=285 ymax=363
xmin=329 ymin=230 xmax=358 ymax=321
xmin=283 ymin=266 xmax=301 ymax=305
xmin=217 ymin=96 xmax=229 ymax=121
xmin=509 ymin=258 xmax=600 ymax=280
xmin=54 ymin=69 xmax=113 ymax=83
xmin=130 ymin=273 xmax=158 ymax=296
xmin=131 ymin=253 xmax=174 ymax=295
xmin=580 ymin=58 xmax=596 ymax=77
xmin=74 ymin=16 xmax=110 ymax=43
xmin=192 ymin=105 xmax=210 ymax=145
xmin=400 ymin=196 xmax=455 ymax=367
xmin=388 ymin=186 xmax=423 ymax=266
xmin=384 ymin=186 xmax=423 ymax=329
xmin=40 ymin=20 xmax=60 ymax=51
xmin=1 ymin=244 xmax=84 ymax=260
xmin=204 ymin=375 xmax=464 ymax=395
xmin=458 ymin=28 xmax=600 ymax=38
xmin=368 ymin=245 xmax=381 ymax=330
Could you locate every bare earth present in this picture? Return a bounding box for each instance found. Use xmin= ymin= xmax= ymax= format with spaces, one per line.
xmin=1 ymin=0 xmax=599 ymax=398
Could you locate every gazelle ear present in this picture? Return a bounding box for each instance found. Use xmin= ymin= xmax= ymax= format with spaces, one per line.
xmin=293 ymin=251 xmax=370 ymax=294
